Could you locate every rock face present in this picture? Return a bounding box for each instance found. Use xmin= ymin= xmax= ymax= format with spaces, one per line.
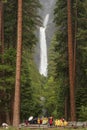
xmin=34 ymin=0 xmax=56 ymax=71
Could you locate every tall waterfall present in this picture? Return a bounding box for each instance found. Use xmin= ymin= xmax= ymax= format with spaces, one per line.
xmin=34 ymin=0 xmax=56 ymax=76
xmin=39 ymin=14 xmax=49 ymax=77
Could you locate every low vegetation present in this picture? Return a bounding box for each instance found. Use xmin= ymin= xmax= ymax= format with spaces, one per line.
xmin=0 ymin=127 xmax=87 ymax=130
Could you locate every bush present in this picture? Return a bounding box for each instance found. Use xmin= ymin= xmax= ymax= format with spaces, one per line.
xmin=79 ymin=106 xmax=87 ymax=121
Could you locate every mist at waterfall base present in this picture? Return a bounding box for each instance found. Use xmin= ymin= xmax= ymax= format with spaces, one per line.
xmin=39 ymin=14 xmax=49 ymax=77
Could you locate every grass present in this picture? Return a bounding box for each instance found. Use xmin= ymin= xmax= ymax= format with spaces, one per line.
xmin=0 ymin=127 xmax=87 ymax=130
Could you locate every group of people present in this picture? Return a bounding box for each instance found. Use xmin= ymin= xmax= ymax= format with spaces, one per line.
xmin=25 ymin=116 xmax=68 ymax=127
xmin=37 ymin=116 xmax=53 ymax=126
xmin=54 ymin=118 xmax=68 ymax=127
xmin=37 ymin=117 xmax=68 ymax=127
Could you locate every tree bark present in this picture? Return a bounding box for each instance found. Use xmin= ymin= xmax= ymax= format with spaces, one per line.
xmin=0 ymin=1 xmax=4 ymax=63
xmin=13 ymin=0 xmax=22 ymax=127
xmin=67 ymin=0 xmax=76 ymax=121
xmin=0 ymin=1 xmax=2 ymax=48
xmin=6 ymin=112 xmax=10 ymax=125
xmin=64 ymin=96 xmax=68 ymax=120
xmin=73 ymin=0 xmax=77 ymax=89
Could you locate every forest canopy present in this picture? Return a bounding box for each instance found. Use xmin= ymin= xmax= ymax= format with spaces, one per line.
xmin=0 ymin=0 xmax=87 ymax=126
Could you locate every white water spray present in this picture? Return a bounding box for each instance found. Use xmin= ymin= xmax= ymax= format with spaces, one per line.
xmin=43 ymin=14 xmax=49 ymax=27
xmin=39 ymin=14 xmax=49 ymax=76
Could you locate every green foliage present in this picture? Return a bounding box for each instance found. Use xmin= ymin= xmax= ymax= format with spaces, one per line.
xmin=0 ymin=48 xmax=16 ymax=114
xmin=23 ymin=0 xmax=41 ymax=49
xmin=48 ymin=0 xmax=87 ymax=121
xmin=0 ymin=0 xmax=42 ymax=123
xmin=43 ymin=77 xmax=57 ymax=117
xmin=75 ymin=0 xmax=87 ymax=119
xmin=54 ymin=0 xmax=67 ymax=27
xmin=0 ymin=48 xmax=16 ymax=87
xmin=21 ymin=50 xmax=43 ymax=120
xmin=1 ymin=0 xmax=87 ymax=123
xmin=79 ymin=106 xmax=87 ymax=121
xmin=47 ymin=0 xmax=69 ymax=119
xmin=2 ymin=0 xmax=7 ymax=3
xmin=4 ymin=0 xmax=17 ymax=47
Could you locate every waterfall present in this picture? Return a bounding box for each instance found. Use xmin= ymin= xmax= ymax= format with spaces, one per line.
xmin=39 ymin=14 xmax=49 ymax=77
xmin=43 ymin=14 xmax=49 ymax=27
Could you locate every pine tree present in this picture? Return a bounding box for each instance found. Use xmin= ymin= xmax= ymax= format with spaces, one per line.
xmin=13 ymin=0 xmax=22 ymax=126
xmin=67 ymin=0 xmax=76 ymax=121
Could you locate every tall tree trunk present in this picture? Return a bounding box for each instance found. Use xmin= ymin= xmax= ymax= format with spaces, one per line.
xmin=0 ymin=2 xmax=5 ymax=123
xmin=64 ymin=97 xmax=68 ymax=120
xmin=6 ymin=112 xmax=10 ymax=125
xmin=0 ymin=1 xmax=2 ymax=49
xmin=0 ymin=1 xmax=4 ymax=63
xmin=73 ymin=0 xmax=77 ymax=89
xmin=13 ymin=0 xmax=22 ymax=127
xmin=1 ymin=3 xmax=4 ymax=63
xmin=67 ymin=0 xmax=76 ymax=121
